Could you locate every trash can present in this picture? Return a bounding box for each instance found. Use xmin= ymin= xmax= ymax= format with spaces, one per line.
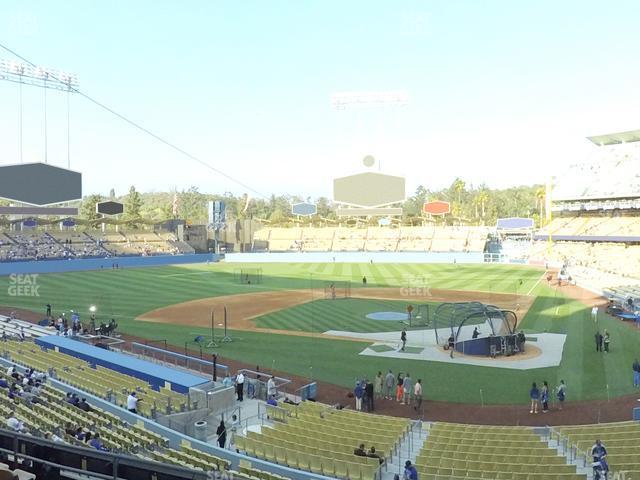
xmin=194 ymin=421 xmax=207 ymax=441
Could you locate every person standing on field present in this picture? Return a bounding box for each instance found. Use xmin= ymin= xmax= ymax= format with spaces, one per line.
xmin=374 ymin=371 xmax=383 ymax=399
xmin=413 ymin=379 xmax=423 ymax=412
xmin=402 ymin=373 xmax=412 ymax=406
xmin=385 ymin=370 xmax=395 ymax=399
xmin=633 ymin=359 xmax=640 ymax=388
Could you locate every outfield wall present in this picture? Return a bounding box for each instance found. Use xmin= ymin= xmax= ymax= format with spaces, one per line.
xmin=0 ymin=253 xmax=219 ymax=276
xmin=225 ymin=251 xmax=485 ymax=263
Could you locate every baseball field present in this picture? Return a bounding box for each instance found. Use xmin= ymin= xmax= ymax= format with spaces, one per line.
xmin=1 ymin=261 xmax=638 ymax=405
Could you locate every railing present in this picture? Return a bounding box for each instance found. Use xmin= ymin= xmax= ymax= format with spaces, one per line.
xmin=0 ymin=428 xmax=210 ymax=480
xmin=130 ymin=341 xmax=230 ymax=377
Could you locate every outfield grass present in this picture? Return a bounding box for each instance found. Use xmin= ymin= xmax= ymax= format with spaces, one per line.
xmin=0 ymin=261 xmax=638 ymax=405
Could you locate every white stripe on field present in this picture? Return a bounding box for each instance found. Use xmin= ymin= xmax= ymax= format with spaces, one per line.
xmin=526 ymin=271 xmax=548 ymax=296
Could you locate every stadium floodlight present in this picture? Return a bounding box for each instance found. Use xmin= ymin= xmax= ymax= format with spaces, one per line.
xmin=330 ymin=90 xmax=409 ymax=109
xmin=0 ymin=58 xmax=79 ymax=90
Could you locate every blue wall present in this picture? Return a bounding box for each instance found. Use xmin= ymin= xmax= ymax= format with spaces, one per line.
xmin=225 ymin=251 xmax=484 ymax=263
xmin=36 ymin=335 xmax=209 ymax=393
xmin=0 ymin=253 xmax=219 ymax=275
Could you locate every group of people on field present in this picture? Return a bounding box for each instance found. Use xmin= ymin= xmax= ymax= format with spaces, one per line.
xmin=529 ymin=380 xmax=566 ymax=414
xmin=354 ymin=371 xmax=424 ymax=412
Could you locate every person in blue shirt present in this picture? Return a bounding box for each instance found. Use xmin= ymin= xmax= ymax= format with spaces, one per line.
xmin=529 ymin=382 xmax=540 ymax=414
xmin=591 ymin=439 xmax=608 ymax=480
xmin=89 ymin=433 xmax=108 ymax=451
xmin=354 ymin=381 xmax=364 ymax=411
xmin=404 ymin=460 xmax=418 ymax=480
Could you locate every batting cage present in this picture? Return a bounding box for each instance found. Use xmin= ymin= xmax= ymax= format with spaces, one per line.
xmin=323 ymin=281 xmax=351 ymax=299
xmin=233 ymin=268 xmax=263 ymax=284
xmin=433 ymin=301 xmax=520 ymax=357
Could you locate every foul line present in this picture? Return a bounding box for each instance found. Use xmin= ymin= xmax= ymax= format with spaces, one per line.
xmin=526 ymin=271 xmax=548 ymax=296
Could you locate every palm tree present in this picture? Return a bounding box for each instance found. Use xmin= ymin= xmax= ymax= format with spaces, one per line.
xmin=477 ymin=186 xmax=490 ymax=220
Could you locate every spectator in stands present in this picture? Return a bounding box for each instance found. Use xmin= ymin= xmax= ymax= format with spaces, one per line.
xmin=603 ymin=330 xmax=610 ymax=353
xmin=404 ymin=460 xmax=418 ymax=480
xmin=6 ymin=364 xmax=16 ymax=378
xmin=74 ymin=427 xmax=86 ymax=441
xmin=354 ymin=444 xmax=367 ymax=457
xmin=402 ymin=373 xmax=412 ymax=406
xmin=529 ymin=382 xmax=540 ymax=414
xmin=266 ymin=396 xmax=277 ymax=407
xmin=413 ymin=379 xmax=423 ymax=412
xmin=396 ymin=373 xmax=404 ymax=402
xmin=222 ymin=373 xmax=232 ymax=388
xmin=127 ymin=391 xmax=140 ymax=414
xmin=364 ymin=378 xmax=374 ymax=412
xmin=633 ymin=359 xmax=640 ymax=388
xmin=400 ymin=329 xmax=407 ymax=351
xmin=354 ymin=381 xmax=364 ymax=411
xmin=216 ymin=420 xmax=227 ymax=448
xmin=591 ymin=439 xmax=608 ymax=480
xmin=89 ymin=433 xmax=108 ymax=451
xmin=367 ymin=446 xmax=384 ymax=465
xmin=6 ymin=412 xmax=25 ymax=433
xmin=541 ymin=381 xmax=549 ymax=413
xmin=0 ymin=377 xmax=8 ymax=389
xmin=267 ymin=375 xmax=276 ymax=399
xmin=556 ymin=380 xmax=566 ymax=410
xmin=235 ymin=371 xmax=245 ymax=401
xmin=78 ymin=398 xmax=92 ymax=412
xmin=384 ymin=370 xmax=395 ymax=400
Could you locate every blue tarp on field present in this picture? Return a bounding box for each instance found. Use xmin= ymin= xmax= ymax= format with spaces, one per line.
xmin=35 ymin=335 xmax=209 ymax=393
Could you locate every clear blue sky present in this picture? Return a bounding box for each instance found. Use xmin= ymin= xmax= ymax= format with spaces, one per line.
xmin=1 ymin=0 xmax=640 ymax=199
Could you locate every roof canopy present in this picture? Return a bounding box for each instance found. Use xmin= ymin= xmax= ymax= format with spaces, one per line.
xmin=587 ymin=129 xmax=640 ymax=146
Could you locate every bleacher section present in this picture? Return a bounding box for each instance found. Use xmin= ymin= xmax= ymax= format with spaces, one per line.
xmin=236 ymin=400 xmax=410 ymax=480
xmin=540 ymin=216 xmax=640 ymax=238
xmin=553 ymin=421 xmax=640 ymax=478
xmin=2 ymin=340 xmax=196 ymax=416
xmin=529 ymin=241 xmax=640 ymax=278
xmin=254 ymin=226 xmax=490 ymax=253
xmin=417 ymin=422 xmax=585 ymax=480
xmin=0 ymin=351 xmax=235 ymax=476
xmin=0 ymin=229 xmax=185 ymax=262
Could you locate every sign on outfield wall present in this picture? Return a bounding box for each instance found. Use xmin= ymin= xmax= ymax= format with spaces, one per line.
xmin=292 ymin=202 xmax=317 ymax=216
xmin=423 ymin=200 xmax=450 ymax=215
xmin=96 ymin=201 xmax=124 ymax=216
xmin=0 ymin=163 xmax=82 ymax=205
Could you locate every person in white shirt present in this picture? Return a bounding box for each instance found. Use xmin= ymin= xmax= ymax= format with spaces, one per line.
xmin=267 ymin=376 xmax=276 ymax=399
xmin=127 ymin=392 xmax=140 ymax=414
xmin=591 ymin=306 xmax=598 ymax=323
xmin=413 ymin=379 xmax=423 ymax=412
xmin=235 ymin=372 xmax=245 ymax=401
xmin=6 ymin=414 xmax=25 ymax=432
